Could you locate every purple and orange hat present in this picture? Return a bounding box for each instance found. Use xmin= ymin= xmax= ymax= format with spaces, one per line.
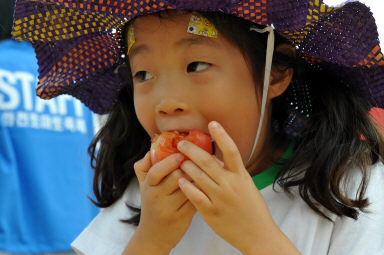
xmin=11 ymin=0 xmax=384 ymax=114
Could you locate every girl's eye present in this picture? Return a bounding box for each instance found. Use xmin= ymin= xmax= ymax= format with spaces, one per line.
xmin=187 ymin=62 xmax=211 ymax=73
xmin=134 ymin=71 xmax=153 ymax=82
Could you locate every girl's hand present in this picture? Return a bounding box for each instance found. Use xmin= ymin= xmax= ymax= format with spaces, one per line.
xmin=125 ymin=152 xmax=196 ymax=254
xmin=177 ymin=121 xmax=300 ymax=255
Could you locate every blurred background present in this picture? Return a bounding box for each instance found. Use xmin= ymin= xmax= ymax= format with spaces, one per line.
xmin=0 ymin=0 xmax=100 ymax=254
xmin=0 ymin=0 xmax=14 ymax=41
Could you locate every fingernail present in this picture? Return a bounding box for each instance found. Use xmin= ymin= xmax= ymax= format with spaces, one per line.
xmin=177 ymin=140 xmax=185 ymax=150
xmin=178 ymin=178 xmax=186 ymax=188
xmin=209 ymin=121 xmax=219 ymax=129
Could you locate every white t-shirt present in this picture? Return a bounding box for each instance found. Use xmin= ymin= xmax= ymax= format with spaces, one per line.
xmin=72 ymin=163 xmax=384 ymax=255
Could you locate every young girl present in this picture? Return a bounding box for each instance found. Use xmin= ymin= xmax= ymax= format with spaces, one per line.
xmin=12 ymin=0 xmax=384 ymax=254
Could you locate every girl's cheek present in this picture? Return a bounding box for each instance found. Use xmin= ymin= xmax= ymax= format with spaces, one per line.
xmin=134 ymin=97 xmax=155 ymax=136
xmin=189 ymin=73 xmax=214 ymax=85
xmin=133 ymin=80 xmax=154 ymax=94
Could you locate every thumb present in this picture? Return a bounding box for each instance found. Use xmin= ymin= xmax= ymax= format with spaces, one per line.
xmin=134 ymin=152 xmax=151 ymax=183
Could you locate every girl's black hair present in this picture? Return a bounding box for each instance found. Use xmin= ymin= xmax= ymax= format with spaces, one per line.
xmin=88 ymin=11 xmax=384 ymax=225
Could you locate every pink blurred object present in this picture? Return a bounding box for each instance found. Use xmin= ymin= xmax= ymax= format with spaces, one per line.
xmin=370 ymin=107 xmax=384 ymax=133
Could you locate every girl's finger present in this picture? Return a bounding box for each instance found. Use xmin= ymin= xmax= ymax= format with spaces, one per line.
xmin=161 ymin=169 xmax=191 ymax=195
xmin=145 ymin=153 xmax=184 ymax=186
xmin=208 ymin=121 xmax=244 ymax=173
xmin=177 ymin=200 xmax=196 ymax=218
xmin=177 ymin=140 xmax=224 ymax=183
xmin=180 ymin=160 xmax=219 ymax=195
xmin=168 ymin=188 xmax=190 ymax=211
xmin=213 ymin=155 xmax=225 ymax=167
xmin=178 ymin=177 xmax=211 ymax=210
xmin=133 ymin=152 xmax=151 ymax=184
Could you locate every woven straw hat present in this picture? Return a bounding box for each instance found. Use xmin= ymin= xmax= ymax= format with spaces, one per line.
xmin=12 ymin=0 xmax=384 ymax=114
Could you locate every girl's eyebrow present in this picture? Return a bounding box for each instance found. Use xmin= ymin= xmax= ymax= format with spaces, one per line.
xmin=129 ymin=44 xmax=149 ymax=60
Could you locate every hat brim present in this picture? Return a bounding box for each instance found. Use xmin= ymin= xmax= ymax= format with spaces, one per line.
xmin=12 ymin=0 xmax=384 ymax=113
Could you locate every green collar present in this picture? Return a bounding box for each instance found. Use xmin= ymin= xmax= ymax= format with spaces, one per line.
xmin=252 ymin=141 xmax=295 ymax=190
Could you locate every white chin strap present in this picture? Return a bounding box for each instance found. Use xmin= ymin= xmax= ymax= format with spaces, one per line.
xmin=246 ymin=26 xmax=275 ymax=165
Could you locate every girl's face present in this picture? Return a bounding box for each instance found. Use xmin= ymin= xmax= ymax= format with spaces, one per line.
xmin=129 ymin=13 xmax=268 ymax=166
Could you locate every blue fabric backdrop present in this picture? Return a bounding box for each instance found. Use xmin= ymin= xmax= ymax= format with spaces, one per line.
xmin=0 ymin=39 xmax=99 ymax=253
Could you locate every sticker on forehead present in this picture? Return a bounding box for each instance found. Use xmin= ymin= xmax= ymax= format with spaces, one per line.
xmin=127 ymin=25 xmax=135 ymax=54
xmin=187 ymin=12 xmax=218 ymax=38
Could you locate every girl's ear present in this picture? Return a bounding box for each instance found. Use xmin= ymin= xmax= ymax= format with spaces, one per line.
xmin=268 ymin=44 xmax=295 ymax=99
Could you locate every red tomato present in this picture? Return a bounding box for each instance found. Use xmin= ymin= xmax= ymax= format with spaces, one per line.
xmin=150 ymin=129 xmax=213 ymax=165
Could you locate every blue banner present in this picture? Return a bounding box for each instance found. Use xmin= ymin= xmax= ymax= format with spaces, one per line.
xmin=0 ymin=39 xmax=99 ymax=253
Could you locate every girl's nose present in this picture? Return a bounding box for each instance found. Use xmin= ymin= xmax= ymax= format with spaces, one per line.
xmin=155 ymin=99 xmax=189 ymax=116
xmin=154 ymin=73 xmax=190 ymax=116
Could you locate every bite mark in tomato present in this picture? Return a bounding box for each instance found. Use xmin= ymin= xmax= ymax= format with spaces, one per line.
xmin=150 ymin=129 xmax=213 ymax=165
